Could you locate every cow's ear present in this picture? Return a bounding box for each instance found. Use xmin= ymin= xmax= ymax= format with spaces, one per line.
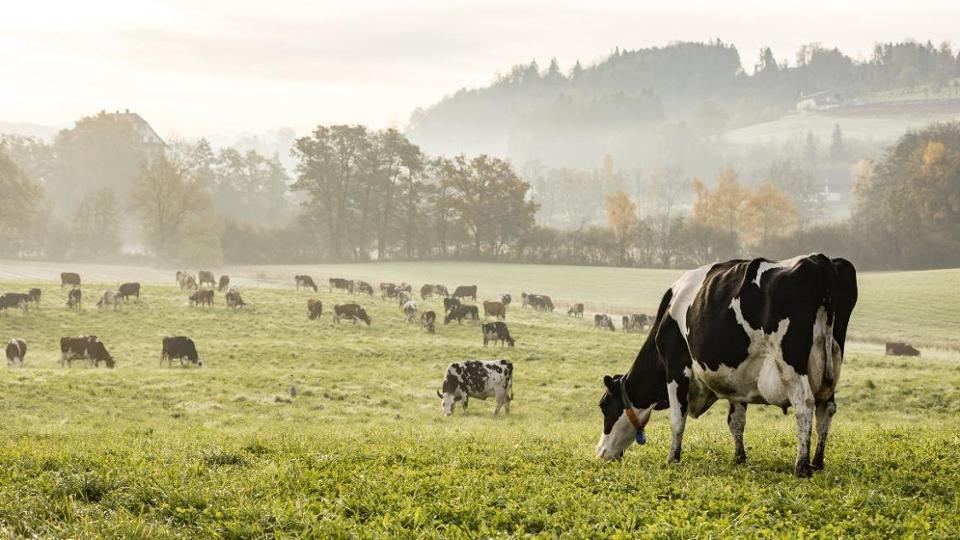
xmin=603 ymin=375 xmax=615 ymax=390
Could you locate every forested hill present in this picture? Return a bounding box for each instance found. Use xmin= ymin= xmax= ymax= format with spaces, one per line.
xmin=406 ymin=40 xmax=960 ymax=170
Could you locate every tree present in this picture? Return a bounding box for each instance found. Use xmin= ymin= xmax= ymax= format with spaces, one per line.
xmin=742 ymin=181 xmax=799 ymax=246
xmin=606 ymin=190 xmax=638 ymax=265
xmin=829 ymin=123 xmax=845 ymax=160
xmin=691 ymin=167 xmax=748 ymax=236
xmin=72 ymin=188 xmax=121 ymax=257
xmin=0 ymin=146 xmax=43 ymax=252
xmin=131 ymin=156 xmax=212 ymax=261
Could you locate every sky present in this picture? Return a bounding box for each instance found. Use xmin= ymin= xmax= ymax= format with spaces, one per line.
xmin=2 ymin=0 xmax=959 ymax=139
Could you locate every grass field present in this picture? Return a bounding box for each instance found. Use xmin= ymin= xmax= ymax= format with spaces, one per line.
xmin=0 ymin=262 xmax=959 ymax=537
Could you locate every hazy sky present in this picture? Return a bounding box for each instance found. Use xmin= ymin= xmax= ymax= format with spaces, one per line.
xmin=3 ymin=0 xmax=958 ymax=138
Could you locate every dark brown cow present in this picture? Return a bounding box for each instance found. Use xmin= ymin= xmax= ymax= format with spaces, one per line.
xmin=452 ymin=285 xmax=477 ymax=300
xmin=60 ymin=336 xmax=114 ymax=368
xmin=334 ymin=304 xmax=371 ymax=325
xmin=483 ymin=300 xmax=506 ymax=320
xmin=885 ymin=342 xmax=920 ymax=357
xmin=67 ymin=288 xmax=82 ymax=309
xmin=380 ymin=283 xmax=399 ymax=298
xmin=421 ymin=310 xmax=436 ymax=333
xmin=218 ymin=275 xmax=230 ymax=292
xmin=568 ymin=303 xmax=584 ymax=317
xmin=60 ymin=272 xmax=81 ymax=289
xmin=6 ymin=338 xmax=26 ymax=366
xmin=295 ymin=275 xmax=318 ymax=292
xmin=420 ymin=284 xmax=435 ymax=299
xmin=307 ymin=299 xmax=323 ymax=320
xmin=117 ymin=282 xmax=141 ymax=301
xmin=27 ymin=288 xmax=41 ymax=306
xmin=0 ymin=293 xmax=29 ymax=313
xmin=225 ymin=287 xmax=245 ymax=308
xmin=198 ymin=271 xmax=216 ymax=287
xmin=189 ymin=289 xmax=214 ymax=307
xmin=444 ymin=304 xmax=479 ymax=325
xmin=330 ymin=278 xmax=352 ymax=292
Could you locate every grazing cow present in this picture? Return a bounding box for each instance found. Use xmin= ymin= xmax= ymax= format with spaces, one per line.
xmin=355 ymin=281 xmax=374 ymax=296
xmin=621 ymin=315 xmax=630 ymax=332
xmin=434 ymin=285 xmax=450 ymax=297
xmin=198 ymin=270 xmax=216 ymax=287
xmin=179 ymin=272 xmax=197 ymax=291
xmin=60 ymin=336 xmax=115 ymax=368
xmin=483 ymin=301 xmax=506 ymax=320
xmin=218 ymin=275 xmax=230 ymax=292
xmin=452 ymin=285 xmax=477 ymax=300
xmin=403 ymin=300 xmax=418 ymax=323
xmin=380 ymin=282 xmax=399 ymax=299
xmin=329 ymin=278 xmax=352 ymax=292
xmin=117 ymin=282 xmax=141 ymax=301
xmin=443 ymin=297 xmax=461 ymax=314
xmin=420 ymin=284 xmax=435 ymax=300
xmin=295 ymin=275 xmax=318 ymax=292
xmin=97 ymin=290 xmax=120 ymax=310
xmin=437 ymin=359 xmax=513 ymax=416
xmin=482 ymin=322 xmax=515 ymax=347
xmin=501 ymin=293 xmax=512 ymax=306
xmin=334 ymin=304 xmax=371 ymax=325
xmin=6 ymin=338 xmax=26 ymax=366
xmin=629 ymin=314 xmax=651 ymax=332
xmin=398 ymin=290 xmax=412 ymax=310
xmin=307 ymin=299 xmax=323 ymax=320
xmin=533 ymin=295 xmax=555 ymax=312
xmin=67 ymin=288 xmax=82 ymax=309
xmin=398 ymin=283 xmax=413 ymax=294
xmin=176 ymin=270 xmax=185 ymax=285
xmin=885 ymin=342 xmax=920 ymax=357
xmin=594 ymin=314 xmax=615 ymax=331
xmin=0 ymin=293 xmax=29 ymax=313
xmin=189 ymin=289 xmax=214 ymax=307
xmin=27 ymin=288 xmax=41 ymax=306
xmin=60 ymin=272 xmax=81 ymax=289
xmin=421 ymin=310 xmax=437 ymax=333
xmin=568 ymin=303 xmax=585 ymax=317
xmin=444 ymin=304 xmax=480 ymax=325
xmin=161 ymin=336 xmax=202 ymax=367
xmin=225 ymin=287 xmax=245 ymax=308
xmin=595 ymin=255 xmax=858 ymax=478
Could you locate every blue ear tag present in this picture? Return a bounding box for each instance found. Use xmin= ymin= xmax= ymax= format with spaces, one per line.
xmin=635 ymin=430 xmax=646 ymax=445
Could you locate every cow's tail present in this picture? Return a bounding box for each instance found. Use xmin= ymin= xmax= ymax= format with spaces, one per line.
xmin=813 ymin=254 xmax=838 ymax=389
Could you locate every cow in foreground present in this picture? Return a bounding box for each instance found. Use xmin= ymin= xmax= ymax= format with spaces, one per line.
xmin=421 ymin=310 xmax=436 ymax=333
xmin=437 ymin=359 xmax=513 ymax=416
xmin=445 ymin=304 xmax=479 ymax=325
xmin=161 ymin=336 xmax=202 ymax=367
xmin=60 ymin=272 xmax=81 ymax=288
xmin=482 ymin=322 xmax=515 ymax=347
xmin=295 ymin=275 xmax=318 ymax=292
xmin=596 ymin=254 xmax=857 ymax=478
xmin=452 ymin=285 xmax=477 ymax=300
xmin=6 ymin=338 xmax=26 ymax=366
xmin=334 ymin=304 xmax=371 ymax=325
xmin=60 ymin=336 xmax=115 ymax=368
xmin=118 ymin=282 xmax=141 ymax=301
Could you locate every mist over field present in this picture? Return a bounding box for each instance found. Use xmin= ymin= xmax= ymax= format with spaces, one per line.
xmin=2 ymin=2 xmax=960 ymax=537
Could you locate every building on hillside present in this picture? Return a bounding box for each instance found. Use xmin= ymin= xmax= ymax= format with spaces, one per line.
xmin=796 ymin=90 xmax=844 ymax=112
xmin=103 ymin=109 xmax=165 ymax=149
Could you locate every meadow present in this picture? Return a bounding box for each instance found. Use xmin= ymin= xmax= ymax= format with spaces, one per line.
xmin=0 ymin=261 xmax=958 ymax=537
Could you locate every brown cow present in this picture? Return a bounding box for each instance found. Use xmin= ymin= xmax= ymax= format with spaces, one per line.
xmin=189 ymin=289 xmax=214 ymax=307
xmin=60 ymin=272 xmax=81 ymax=289
xmin=218 ymin=275 xmax=230 ymax=292
xmin=885 ymin=342 xmax=920 ymax=357
xmin=198 ymin=271 xmax=216 ymax=287
xmin=225 ymin=287 xmax=245 ymax=308
xmin=421 ymin=310 xmax=436 ymax=333
xmin=567 ymin=303 xmax=584 ymax=317
xmin=483 ymin=300 xmax=506 ymax=320
xmin=307 ymin=299 xmax=323 ymax=320
xmin=334 ymin=304 xmax=371 ymax=325
xmin=420 ymin=284 xmax=435 ymax=299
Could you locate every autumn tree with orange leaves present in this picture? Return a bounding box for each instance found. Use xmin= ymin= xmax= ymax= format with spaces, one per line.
xmin=606 ymin=189 xmax=638 ymax=265
xmin=692 ymin=167 xmax=798 ymax=247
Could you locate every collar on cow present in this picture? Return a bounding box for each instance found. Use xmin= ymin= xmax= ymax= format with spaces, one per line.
xmin=619 ymin=375 xmax=647 ymax=444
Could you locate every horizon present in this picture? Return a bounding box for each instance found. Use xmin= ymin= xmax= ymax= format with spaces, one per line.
xmin=3 ymin=0 xmax=960 ymax=139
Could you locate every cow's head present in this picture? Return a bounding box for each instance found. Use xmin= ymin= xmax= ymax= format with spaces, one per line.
xmin=596 ymin=374 xmax=651 ymax=461
xmin=358 ymin=308 xmax=371 ymax=326
xmin=437 ymin=370 xmax=466 ymax=415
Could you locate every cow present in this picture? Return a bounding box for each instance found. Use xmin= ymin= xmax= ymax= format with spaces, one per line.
xmin=420 ymin=284 xmax=435 ymax=299
xmin=443 ymin=297 xmax=461 ymax=314
xmin=225 ymin=287 xmax=245 ymax=308
xmin=398 ymin=283 xmax=413 ymax=294
xmin=437 ymin=359 xmax=513 ymax=416
xmin=380 ymin=283 xmax=399 ymax=299
xmin=218 ymin=275 xmax=230 ymax=292
xmin=403 ymin=300 xmax=418 ymax=323
xmin=161 ymin=336 xmax=202 ymax=367
xmin=885 ymin=342 xmax=920 ymax=357
xmin=452 ymin=285 xmax=477 ymax=300
xmin=27 ymin=288 xmax=41 ymax=306
xmin=96 ymin=290 xmax=120 ymax=310
xmin=596 ymin=255 xmax=858 ymax=478
xmin=179 ymin=272 xmax=197 ymax=291
xmin=329 ymin=278 xmax=352 ymax=292
xmin=501 ymin=293 xmax=512 ymax=307
xmin=60 ymin=336 xmax=115 ymax=368
xmin=6 ymin=338 xmax=26 ymax=367
xmin=594 ymin=314 xmax=615 ymax=331
xmin=0 ymin=293 xmax=29 ymax=313
xmin=568 ymin=303 xmax=585 ymax=317
xmin=189 ymin=289 xmax=214 ymax=307
xmin=398 ymin=290 xmax=412 ymax=310
xmin=628 ymin=314 xmax=651 ymax=332
xmin=67 ymin=288 xmax=82 ymax=310
xmin=483 ymin=301 xmax=506 ymax=320
xmin=117 ymin=282 xmax=141 ymax=301
xmin=482 ymin=322 xmax=515 ymax=347
xmin=355 ymin=281 xmax=374 ymax=296
xmin=295 ymin=275 xmax=318 ymax=292
xmin=445 ymin=304 xmax=480 ymax=325
xmin=60 ymin=272 xmax=81 ymax=289
xmin=307 ymin=299 xmax=323 ymax=320
xmin=434 ymin=285 xmax=450 ymax=297
xmin=198 ymin=270 xmax=216 ymax=287
xmin=421 ymin=310 xmax=437 ymax=333
xmin=333 ymin=304 xmax=371 ymax=325
xmin=522 ymin=293 xmax=554 ymax=312
xmin=621 ymin=315 xmax=630 ymax=332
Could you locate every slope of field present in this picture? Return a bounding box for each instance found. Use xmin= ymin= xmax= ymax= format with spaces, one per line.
xmin=0 ymin=279 xmax=958 ymax=536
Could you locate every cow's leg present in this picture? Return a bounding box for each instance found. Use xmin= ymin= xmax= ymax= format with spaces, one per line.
xmin=727 ymin=401 xmax=748 ymax=463
xmin=666 ymin=374 xmax=689 ymax=463
xmin=789 ymin=376 xmax=816 ymax=478
xmin=811 ymin=395 xmax=836 ymax=470
xmin=494 ymin=391 xmax=504 ymax=415
xmin=461 ymin=397 xmax=468 ymax=414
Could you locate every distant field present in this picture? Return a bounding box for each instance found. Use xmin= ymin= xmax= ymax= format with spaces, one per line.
xmin=0 ymin=278 xmax=958 ymax=536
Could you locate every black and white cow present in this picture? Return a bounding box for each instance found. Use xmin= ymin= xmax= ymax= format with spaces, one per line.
xmin=6 ymin=338 xmax=26 ymax=366
xmin=161 ymin=336 xmax=202 ymax=367
xmin=437 ymin=359 xmax=514 ymax=416
xmin=482 ymin=321 xmax=515 ymax=347
xmin=596 ymin=255 xmax=857 ymax=478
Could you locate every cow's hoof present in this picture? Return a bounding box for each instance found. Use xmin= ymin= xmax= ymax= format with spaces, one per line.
xmin=795 ymin=461 xmax=813 ymax=478
xmin=734 ymin=452 xmax=747 ymax=465
xmin=810 ymin=457 xmax=824 ymax=471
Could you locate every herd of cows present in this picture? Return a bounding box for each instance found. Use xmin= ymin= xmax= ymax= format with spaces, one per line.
xmin=3 ymin=254 xmax=868 ymax=476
